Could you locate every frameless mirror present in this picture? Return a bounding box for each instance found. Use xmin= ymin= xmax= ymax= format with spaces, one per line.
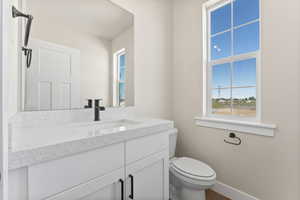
xmin=22 ymin=0 xmax=134 ymax=111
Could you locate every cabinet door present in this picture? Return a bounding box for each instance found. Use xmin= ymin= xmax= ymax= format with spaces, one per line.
xmin=46 ymin=169 xmax=125 ymax=200
xmin=125 ymin=150 xmax=169 ymax=200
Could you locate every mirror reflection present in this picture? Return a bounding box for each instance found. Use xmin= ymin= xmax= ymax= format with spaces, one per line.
xmin=23 ymin=0 xmax=134 ymax=111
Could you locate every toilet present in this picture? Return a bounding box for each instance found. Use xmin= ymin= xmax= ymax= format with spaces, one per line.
xmin=169 ymin=131 xmax=216 ymax=200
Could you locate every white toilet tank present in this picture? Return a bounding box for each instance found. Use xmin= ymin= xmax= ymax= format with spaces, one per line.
xmin=169 ymin=130 xmax=178 ymax=158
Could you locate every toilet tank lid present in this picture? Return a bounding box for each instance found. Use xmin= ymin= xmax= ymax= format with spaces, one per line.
xmin=171 ymin=157 xmax=215 ymax=178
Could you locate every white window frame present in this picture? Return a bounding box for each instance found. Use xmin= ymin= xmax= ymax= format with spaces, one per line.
xmin=197 ymin=0 xmax=276 ymax=136
xmin=113 ymin=48 xmax=126 ymax=107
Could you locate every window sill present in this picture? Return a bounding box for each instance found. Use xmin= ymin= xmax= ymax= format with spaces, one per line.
xmin=195 ymin=116 xmax=276 ymax=137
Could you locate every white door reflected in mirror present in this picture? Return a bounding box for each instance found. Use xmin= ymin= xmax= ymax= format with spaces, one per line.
xmin=25 ymin=39 xmax=81 ymax=111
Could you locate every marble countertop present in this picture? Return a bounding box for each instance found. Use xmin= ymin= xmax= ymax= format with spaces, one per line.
xmin=9 ymin=118 xmax=175 ymax=170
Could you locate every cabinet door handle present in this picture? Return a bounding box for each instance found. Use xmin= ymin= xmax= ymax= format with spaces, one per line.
xmin=119 ymin=179 xmax=124 ymax=200
xmin=129 ymin=174 xmax=134 ymax=199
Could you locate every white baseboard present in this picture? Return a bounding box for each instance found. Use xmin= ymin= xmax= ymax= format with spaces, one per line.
xmin=212 ymin=181 xmax=260 ymax=200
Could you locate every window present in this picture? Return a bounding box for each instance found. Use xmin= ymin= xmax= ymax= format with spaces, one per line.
xmin=204 ymin=0 xmax=260 ymax=120
xmin=114 ymin=49 xmax=126 ymax=107
xmin=198 ymin=0 xmax=276 ymax=136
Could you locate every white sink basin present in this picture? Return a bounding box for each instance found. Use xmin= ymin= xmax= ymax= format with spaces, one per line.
xmin=10 ymin=119 xmax=142 ymax=152
xmin=77 ymin=119 xmax=141 ymax=128
xmin=94 ymin=119 xmax=140 ymax=129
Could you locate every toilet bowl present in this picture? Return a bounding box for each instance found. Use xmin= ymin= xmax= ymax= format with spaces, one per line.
xmin=169 ymin=131 xmax=216 ymax=200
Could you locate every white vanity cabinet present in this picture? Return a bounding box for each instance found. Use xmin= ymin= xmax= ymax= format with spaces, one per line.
xmin=9 ymin=131 xmax=170 ymax=200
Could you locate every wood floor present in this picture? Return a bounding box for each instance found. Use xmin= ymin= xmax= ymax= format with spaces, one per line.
xmin=206 ymin=190 xmax=231 ymax=200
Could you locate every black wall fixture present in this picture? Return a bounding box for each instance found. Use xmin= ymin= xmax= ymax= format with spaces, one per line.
xmin=224 ymin=132 xmax=242 ymax=146
xmin=12 ymin=6 xmax=33 ymax=68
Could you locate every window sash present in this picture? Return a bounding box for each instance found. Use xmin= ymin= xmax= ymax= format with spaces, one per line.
xmin=207 ymin=51 xmax=260 ymax=118
xmin=206 ymin=52 xmax=260 ymax=121
xmin=208 ymin=8 xmax=260 ymax=62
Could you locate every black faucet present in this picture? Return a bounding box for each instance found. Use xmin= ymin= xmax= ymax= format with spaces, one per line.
xmin=94 ymin=99 xmax=105 ymax=121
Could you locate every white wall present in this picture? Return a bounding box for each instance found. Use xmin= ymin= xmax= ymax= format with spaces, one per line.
xmin=111 ymin=0 xmax=173 ymax=119
xmin=111 ymin=27 xmax=134 ymax=106
xmin=172 ymin=0 xmax=300 ymax=199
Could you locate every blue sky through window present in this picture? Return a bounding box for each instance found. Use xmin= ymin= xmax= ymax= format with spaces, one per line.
xmin=212 ymin=63 xmax=231 ymax=88
xmin=118 ymin=53 xmax=126 ymax=105
xmin=234 ymin=22 xmax=259 ymax=55
xmin=233 ymin=58 xmax=256 ymax=87
xmin=210 ymin=0 xmax=260 ymax=59
xmin=211 ymin=32 xmax=231 ymax=60
xmin=212 ymin=59 xmax=256 ymax=99
xmin=233 ymin=0 xmax=259 ymax=26
xmin=120 ymin=54 xmax=126 ymax=68
xmin=211 ymin=4 xmax=231 ymax=34
xmin=120 ymin=68 xmax=126 ymax=82
xmin=119 ymin=54 xmax=126 ymax=81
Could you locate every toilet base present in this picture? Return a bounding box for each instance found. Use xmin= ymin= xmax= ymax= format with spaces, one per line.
xmin=180 ymin=187 xmax=206 ymax=200
xmin=170 ymin=182 xmax=206 ymax=200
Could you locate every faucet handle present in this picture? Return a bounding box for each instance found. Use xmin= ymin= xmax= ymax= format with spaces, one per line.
xmin=84 ymin=99 xmax=93 ymax=108
xmin=99 ymin=106 xmax=106 ymax=111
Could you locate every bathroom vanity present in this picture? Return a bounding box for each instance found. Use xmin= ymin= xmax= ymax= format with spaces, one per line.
xmin=9 ymin=112 xmax=176 ymax=200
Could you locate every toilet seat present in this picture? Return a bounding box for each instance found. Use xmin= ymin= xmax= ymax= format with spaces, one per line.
xmin=170 ymin=157 xmax=216 ymax=183
xmin=171 ymin=157 xmax=215 ymax=179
